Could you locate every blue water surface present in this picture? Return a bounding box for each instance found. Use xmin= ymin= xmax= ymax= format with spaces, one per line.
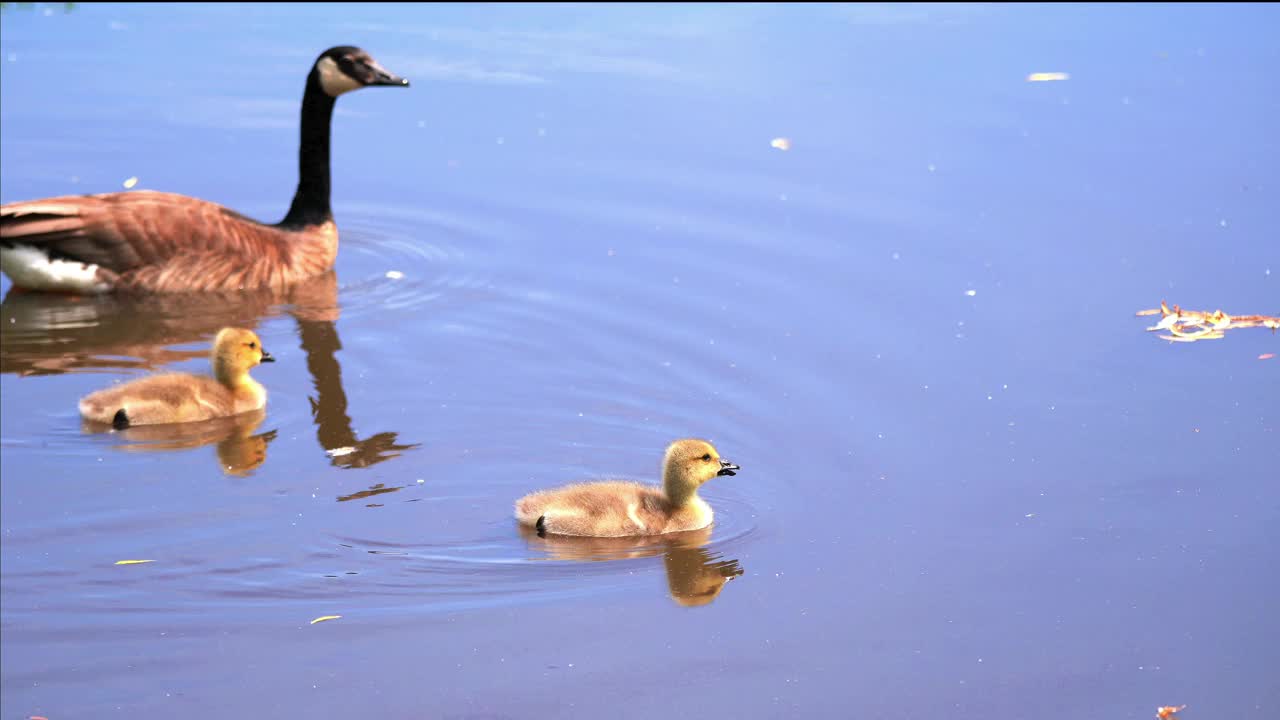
xmin=2 ymin=3 xmax=1277 ymax=718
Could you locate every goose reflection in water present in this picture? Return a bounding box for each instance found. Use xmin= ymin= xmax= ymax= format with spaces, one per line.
xmin=519 ymin=525 xmax=744 ymax=607
xmin=1 ymin=271 xmax=417 ymax=471
xmin=83 ymin=409 xmax=276 ymax=476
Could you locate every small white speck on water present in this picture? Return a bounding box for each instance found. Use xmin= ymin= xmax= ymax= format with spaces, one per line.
xmin=385 ymin=270 xmax=404 ymax=280
xmin=417 ymin=479 xmax=425 ymax=484
xmin=1219 ymin=219 xmax=1228 ymax=227
xmin=965 ymin=289 xmax=977 ymax=297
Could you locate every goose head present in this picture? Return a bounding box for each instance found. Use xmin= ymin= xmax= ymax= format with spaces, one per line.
xmin=313 ymin=46 xmax=410 ymax=97
xmin=662 ymin=438 xmax=739 ymax=504
xmin=212 ymin=327 xmax=274 ymax=383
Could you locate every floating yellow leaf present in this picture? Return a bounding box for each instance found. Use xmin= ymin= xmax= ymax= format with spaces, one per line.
xmin=310 ymin=615 xmax=342 ymax=625
xmin=770 ymin=137 xmax=792 ymax=151
xmin=122 ymin=176 xmax=138 ymax=189
xmin=1137 ymin=301 xmax=1280 ymax=343
xmin=1026 ymin=72 xmax=1070 ymax=82
xmin=114 ymin=559 xmax=155 ymax=565
xmin=1156 ymin=706 xmax=1185 ymax=720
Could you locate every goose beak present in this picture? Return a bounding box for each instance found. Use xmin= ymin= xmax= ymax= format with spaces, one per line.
xmin=367 ymin=59 xmax=409 ymax=87
xmin=260 ymin=350 xmax=276 ymax=363
xmin=717 ymin=460 xmax=740 ymax=477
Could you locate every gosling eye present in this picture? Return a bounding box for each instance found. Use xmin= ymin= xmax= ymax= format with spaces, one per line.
xmin=247 ymin=342 xmax=257 ymax=349
xmin=702 ymin=453 xmax=712 ymax=461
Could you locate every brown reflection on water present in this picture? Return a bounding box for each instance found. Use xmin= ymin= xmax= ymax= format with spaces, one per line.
xmin=295 ymin=318 xmax=419 ymax=470
xmin=336 ymin=482 xmax=404 ymax=503
xmin=82 ymin=409 xmax=276 ymax=476
xmin=3 ymin=272 xmax=417 ymax=470
xmin=520 ymin=525 xmax=744 ymax=607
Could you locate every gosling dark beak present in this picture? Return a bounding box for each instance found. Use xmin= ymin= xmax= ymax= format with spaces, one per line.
xmin=260 ymin=350 xmax=275 ymax=363
xmin=717 ymin=460 xmax=739 ymax=477
xmin=367 ymin=60 xmax=409 ymax=87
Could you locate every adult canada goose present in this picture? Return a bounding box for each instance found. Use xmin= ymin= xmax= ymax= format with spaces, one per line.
xmin=79 ymin=327 xmax=274 ymax=428
xmin=514 ymin=439 xmax=741 ymax=537
xmin=0 ymin=46 xmax=408 ymax=294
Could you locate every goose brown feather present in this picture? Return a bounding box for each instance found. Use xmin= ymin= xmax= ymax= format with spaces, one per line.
xmin=1 ymin=193 xmax=337 ymax=292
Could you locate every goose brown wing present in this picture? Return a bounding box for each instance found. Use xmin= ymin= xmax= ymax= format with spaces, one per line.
xmin=0 ymin=191 xmax=294 ymax=273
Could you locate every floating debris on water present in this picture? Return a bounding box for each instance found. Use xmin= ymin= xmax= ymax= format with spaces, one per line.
xmin=1026 ymin=72 xmax=1070 ymax=82
xmin=115 ymin=559 xmax=155 ymax=565
xmin=1137 ymin=301 xmax=1280 ymax=343
xmin=310 ymin=615 xmax=342 ymax=625
xmin=122 ymin=176 xmax=139 ymax=189
xmin=770 ymin=137 xmax=792 ymax=151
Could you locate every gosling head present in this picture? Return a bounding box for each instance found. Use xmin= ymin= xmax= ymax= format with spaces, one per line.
xmin=662 ymin=438 xmax=739 ymax=503
xmin=211 ymin=327 xmax=273 ymax=383
xmin=313 ymin=46 xmax=410 ymax=98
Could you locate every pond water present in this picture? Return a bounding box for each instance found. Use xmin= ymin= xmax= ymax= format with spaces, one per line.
xmin=2 ymin=4 xmax=1277 ymax=718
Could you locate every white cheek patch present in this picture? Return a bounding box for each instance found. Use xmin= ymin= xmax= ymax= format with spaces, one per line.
xmin=316 ymin=56 xmax=362 ymax=97
xmin=0 ymin=244 xmax=109 ymax=293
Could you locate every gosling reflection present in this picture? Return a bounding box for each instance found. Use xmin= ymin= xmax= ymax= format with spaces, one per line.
xmin=520 ymin=525 xmax=744 ymax=607
xmin=2 ymin=271 xmax=416 ymax=470
xmin=82 ymin=409 xmax=277 ymax=476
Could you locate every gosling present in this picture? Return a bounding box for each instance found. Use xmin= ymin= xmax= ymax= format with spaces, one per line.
xmin=79 ymin=327 xmax=274 ymax=429
xmin=514 ymin=438 xmax=740 ymax=537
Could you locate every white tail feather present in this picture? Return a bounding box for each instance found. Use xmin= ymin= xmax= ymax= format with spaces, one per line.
xmin=0 ymin=244 xmax=109 ymax=293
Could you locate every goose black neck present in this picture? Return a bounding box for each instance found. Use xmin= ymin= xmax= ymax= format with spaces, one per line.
xmin=280 ymin=71 xmax=336 ymax=229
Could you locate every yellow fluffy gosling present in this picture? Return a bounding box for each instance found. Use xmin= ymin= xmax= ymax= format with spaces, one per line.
xmin=514 ymin=438 xmax=740 ymax=537
xmin=79 ymin=327 xmax=274 ymax=429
